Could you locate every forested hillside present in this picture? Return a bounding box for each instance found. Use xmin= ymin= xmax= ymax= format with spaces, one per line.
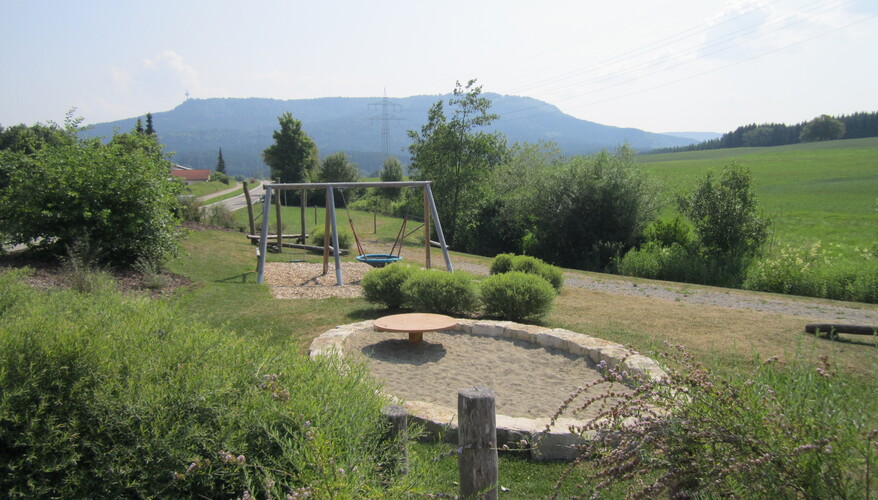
xmin=654 ymin=111 xmax=878 ymax=153
xmin=83 ymin=95 xmax=696 ymax=177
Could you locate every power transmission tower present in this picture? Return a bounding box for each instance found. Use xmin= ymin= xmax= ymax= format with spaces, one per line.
xmin=368 ymin=89 xmax=403 ymax=159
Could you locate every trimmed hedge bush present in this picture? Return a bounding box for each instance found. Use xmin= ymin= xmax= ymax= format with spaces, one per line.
xmin=489 ymin=253 xmax=515 ymax=275
xmin=489 ymin=253 xmax=564 ymax=292
xmin=480 ymin=271 xmax=556 ymax=322
xmin=360 ymin=262 xmax=416 ymax=308
xmin=401 ymin=269 xmax=479 ymax=316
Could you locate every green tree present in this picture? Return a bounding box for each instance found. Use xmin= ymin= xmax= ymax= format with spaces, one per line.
xmin=799 ymin=114 xmax=845 ymax=142
xmin=407 ymin=79 xmax=507 ymax=247
xmin=145 ymin=112 xmax=155 ymax=136
xmin=263 ymin=112 xmax=317 ymax=183
xmin=677 ymin=163 xmax=768 ymax=259
xmin=318 ymin=152 xmax=360 ymax=183
xmin=0 ymin=124 xmax=180 ymax=266
xmin=216 ymin=147 xmax=226 ymax=174
xmin=378 ymin=156 xmax=404 ymax=198
xmin=135 ymin=118 xmax=144 ymax=134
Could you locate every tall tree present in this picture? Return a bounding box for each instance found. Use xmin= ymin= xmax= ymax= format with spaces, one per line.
xmin=216 ymin=147 xmax=226 ymax=174
xmin=800 ymin=114 xmax=845 ymax=142
xmin=407 ymin=79 xmax=507 ymax=246
xmin=378 ymin=156 xmax=404 ymax=198
xmin=262 ymin=112 xmax=317 ymax=183
xmin=145 ymin=112 xmax=155 ymax=136
xmin=135 ymin=118 xmax=144 ymax=135
xmin=318 ymin=152 xmax=360 ymax=183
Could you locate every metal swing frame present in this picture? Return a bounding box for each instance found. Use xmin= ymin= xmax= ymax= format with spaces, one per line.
xmin=255 ymin=181 xmax=453 ymax=285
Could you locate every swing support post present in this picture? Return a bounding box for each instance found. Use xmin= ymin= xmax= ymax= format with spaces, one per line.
xmin=256 ymin=185 xmax=273 ymax=284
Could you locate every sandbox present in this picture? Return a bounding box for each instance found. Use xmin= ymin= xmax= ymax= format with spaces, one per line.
xmin=309 ymin=319 xmax=667 ymax=460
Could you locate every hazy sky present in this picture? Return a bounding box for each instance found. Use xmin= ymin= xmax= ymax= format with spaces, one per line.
xmin=2 ymin=0 xmax=876 ymax=134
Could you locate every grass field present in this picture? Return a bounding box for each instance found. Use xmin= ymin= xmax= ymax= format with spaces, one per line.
xmin=638 ymin=137 xmax=878 ymax=257
xmin=165 ymin=224 xmax=878 ymax=496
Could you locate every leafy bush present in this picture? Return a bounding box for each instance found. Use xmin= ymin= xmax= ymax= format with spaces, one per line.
xmin=0 ymin=271 xmax=400 ymax=498
xmin=361 ymin=262 xmax=417 ymax=309
xmin=512 ymin=146 xmax=659 ymax=270
xmin=642 ymin=215 xmax=692 ymax=248
xmin=489 ymin=253 xmax=564 ymax=292
xmin=677 ymin=163 xmax=768 ymax=260
xmin=0 ymin=125 xmax=181 ymax=267
xmin=744 ymin=243 xmax=878 ymax=303
xmin=480 ymin=271 xmax=556 ymax=322
xmin=203 ymin=204 xmax=237 ymax=229
xmin=310 ymin=227 xmax=352 ymax=250
xmin=616 ymin=243 xmax=750 ymax=288
xmin=176 ymin=195 xmax=203 ymax=222
xmin=401 ymin=269 xmax=479 ymax=316
xmin=209 ymin=171 xmax=231 ymax=184
xmin=489 ymin=253 xmax=515 ymax=275
xmin=555 ymin=344 xmax=877 ymax=498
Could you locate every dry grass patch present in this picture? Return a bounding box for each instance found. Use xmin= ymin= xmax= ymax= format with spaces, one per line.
xmin=550 ymin=287 xmax=878 ymax=379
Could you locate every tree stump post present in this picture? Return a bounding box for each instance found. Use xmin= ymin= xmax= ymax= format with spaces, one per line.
xmin=458 ymin=387 xmax=498 ymax=500
xmin=381 ymin=405 xmax=408 ymax=476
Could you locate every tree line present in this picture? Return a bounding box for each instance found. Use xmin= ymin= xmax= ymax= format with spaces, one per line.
xmin=653 ymin=111 xmax=878 ymax=153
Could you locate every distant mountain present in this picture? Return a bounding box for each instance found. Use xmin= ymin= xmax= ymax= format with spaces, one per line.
xmin=661 ymin=131 xmax=722 ymax=142
xmin=85 ymin=95 xmax=698 ymax=177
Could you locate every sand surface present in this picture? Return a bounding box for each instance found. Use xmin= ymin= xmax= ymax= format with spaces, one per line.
xmin=344 ymin=329 xmax=631 ymax=419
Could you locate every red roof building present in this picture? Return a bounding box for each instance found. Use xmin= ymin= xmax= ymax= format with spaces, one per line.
xmin=171 ymin=169 xmax=212 ymax=184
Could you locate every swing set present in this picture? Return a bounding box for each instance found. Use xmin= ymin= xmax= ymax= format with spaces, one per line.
xmin=255 ymin=181 xmax=453 ymax=285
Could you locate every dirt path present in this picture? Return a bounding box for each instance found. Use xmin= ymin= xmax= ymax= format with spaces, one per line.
xmin=452 ymin=261 xmax=878 ymax=325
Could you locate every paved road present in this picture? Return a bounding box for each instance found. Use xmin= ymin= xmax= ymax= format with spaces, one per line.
xmin=203 ymin=182 xmax=264 ymax=212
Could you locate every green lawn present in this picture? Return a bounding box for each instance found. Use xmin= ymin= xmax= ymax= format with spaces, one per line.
xmin=638 ymin=137 xmax=878 ymax=256
xmin=183 ymin=180 xmax=239 ymax=198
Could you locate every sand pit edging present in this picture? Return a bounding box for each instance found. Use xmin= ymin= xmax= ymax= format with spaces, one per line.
xmin=309 ymin=319 xmax=667 ymax=461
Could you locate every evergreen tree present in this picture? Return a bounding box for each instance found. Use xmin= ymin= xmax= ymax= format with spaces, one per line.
xmin=145 ymin=113 xmax=155 ymax=135
xmin=135 ymin=118 xmax=144 ymax=134
xmin=216 ymin=147 xmax=226 ymax=174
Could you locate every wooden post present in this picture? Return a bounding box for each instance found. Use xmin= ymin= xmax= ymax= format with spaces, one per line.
xmin=274 ymin=188 xmax=283 ymax=253
xmin=458 ymin=387 xmax=498 ymax=500
xmin=300 ymin=188 xmax=307 ymax=244
xmin=322 ymin=189 xmax=331 ymax=275
xmin=243 ymin=181 xmax=255 ymax=235
xmin=424 ymin=187 xmax=431 ymax=269
xmin=381 ymin=405 xmax=409 ymax=476
xmin=373 ymin=211 xmax=377 ymax=234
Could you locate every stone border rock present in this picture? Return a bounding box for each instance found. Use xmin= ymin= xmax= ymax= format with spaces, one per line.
xmin=309 ymin=319 xmax=667 ymax=461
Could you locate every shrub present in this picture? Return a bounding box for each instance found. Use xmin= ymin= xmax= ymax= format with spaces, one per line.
xmin=677 ymin=163 xmax=768 ymax=260
xmin=310 ymin=227 xmax=352 ymax=250
xmin=643 ymin=215 xmax=692 ymax=248
xmin=0 ymin=271 xmax=399 ymax=498
xmin=176 ymin=195 xmax=203 ymax=222
xmin=210 ymin=171 xmax=231 ymax=184
xmin=401 ymin=269 xmax=479 ymax=316
xmin=204 ymin=204 xmax=237 ymax=229
xmin=489 ymin=253 xmax=515 ymax=275
xmin=555 ymin=344 xmax=876 ymax=498
xmin=480 ymin=271 xmax=556 ymax=322
xmin=0 ymin=126 xmax=181 ymax=267
xmin=744 ymin=243 xmax=878 ymax=303
xmin=489 ymin=253 xmax=564 ymax=292
xmin=361 ymin=262 xmax=417 ymax=309
xmin=616 ymin=243 xmax=749 ymax=288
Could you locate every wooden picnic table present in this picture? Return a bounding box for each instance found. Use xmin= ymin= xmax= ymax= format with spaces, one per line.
xmin=373 ymin=313 xmax=457 ymax=344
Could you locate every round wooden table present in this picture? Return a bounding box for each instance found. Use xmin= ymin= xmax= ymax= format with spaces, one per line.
xmin=373 ymin=313 xmax=458 ymax=344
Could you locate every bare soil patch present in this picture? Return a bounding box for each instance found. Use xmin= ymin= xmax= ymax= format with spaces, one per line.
xmin=263 ymin=262 xmax=374 ymax=299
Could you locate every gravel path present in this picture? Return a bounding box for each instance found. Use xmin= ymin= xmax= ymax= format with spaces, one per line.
xmin=453 ymin=261 xmax=878 ymax=325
